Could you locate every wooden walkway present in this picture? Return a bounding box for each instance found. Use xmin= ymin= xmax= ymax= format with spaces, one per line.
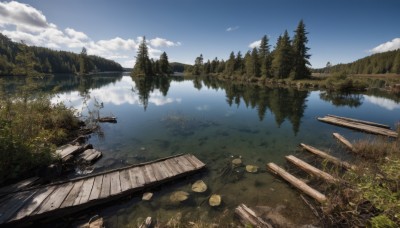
xmin=318 ymin=115 xmax=398 ymax=138
xmin=0 ymin=154 xmax=205 ymax=226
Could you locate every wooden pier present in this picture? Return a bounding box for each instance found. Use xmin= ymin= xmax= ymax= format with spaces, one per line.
xmin=0 ymin=154 xmax=205 ymax=226
xmin=318 ymin=115 xmax=398 ymax=138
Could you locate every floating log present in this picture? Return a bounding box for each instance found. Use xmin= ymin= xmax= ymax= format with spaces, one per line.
xmin=235 ymin=204 xmax=273 ymax=228
xmin=332 ymin=133 xmax=355 ymax=152
xmin=97 ymin=116 xmax=117 ymax=123
xmin=0 ymin=154 xmax=205 ymax=226
xmin=318 ymin=116 xmax=398 ymax=138
xmin=285 ymin=155 xmax=339 ymax=184
xmin=300 ymin=143 xmax=355 ymax=170
xmin=327 ymin=114 xmax=391 ymax=129
xmin=78 ymin=149 xmax=102 ymax=164
xmin=267 ymin=163 xmax=327 ymax=203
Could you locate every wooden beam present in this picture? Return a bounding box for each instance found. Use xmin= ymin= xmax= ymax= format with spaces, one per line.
xmin=235 ymin=204 xmax=273 ymax=228
xmin=300 ymin=143 xmax=356 ymax=170
xmin=267 ymin=163 xmax=327 ymax=203
xmin=333 ymin=133 xmax=355 ymax=152
xmin=285 ymin=155 xmax=339 ymax=184
xmin=327 ymin=114 xmax=391 ymax=129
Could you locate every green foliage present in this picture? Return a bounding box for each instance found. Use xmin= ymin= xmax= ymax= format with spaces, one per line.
xmin=132 ymin=36 xmax=152 ymax=77
xmin=0 ymin=83 xmax=79 ymax=183
xmin=272 ymin=31 xmax=293 ymax=79
xmin=159 ymin=52 xmax=172 ymax=76
xmin=370 ymin=215 xmax=397 ymax=228
xmin=291 ymin=20 xmax=311 ymax=79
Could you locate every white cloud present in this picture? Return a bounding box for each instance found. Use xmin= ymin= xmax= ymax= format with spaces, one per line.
xmin=369 ymin=38 xmax=400 ymax=53
xmin=226 ymin=26 xmax=239 ymax=32
xmin=249 ymin=40 xmax=261 ymax=49
xmin=0 ymin=1 xmax=180 ymax=68
xmin=365 ymin=96 xmax=400 ymax=111
xmin=149 ymin=37 xmax=181 ymax=47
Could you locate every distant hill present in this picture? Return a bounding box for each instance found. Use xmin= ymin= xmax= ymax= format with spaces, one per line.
xmin=170 ymin=62 xmax=191 ymax=73
xmin=314 ymin=49 xmax=400 ymax=75
xmin=0 ymin=33 xmax=123 ymax=76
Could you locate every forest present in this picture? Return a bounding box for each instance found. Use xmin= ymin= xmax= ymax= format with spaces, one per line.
xmin=0 ymin=33 xmax=122 ymax=76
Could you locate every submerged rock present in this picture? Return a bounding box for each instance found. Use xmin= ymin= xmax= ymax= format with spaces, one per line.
xmin=209 ymin=194 xmax=222 ymax=207
xmin=232 ymin=158 xmax=242 ymax=166
xmin=246 ymin=165 xmax=259 ymax=173
xmin=142 ymin=192 xmax=153 ymax=201
xmin=191 ymin=180 xmax=207 ymax=193
xmin=170 ymin=191 xmax=189 ymax=202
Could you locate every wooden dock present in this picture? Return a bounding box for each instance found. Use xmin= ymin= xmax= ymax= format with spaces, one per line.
xmin=0 ymin=154 xmax=205 ymax=226
xmin=318 ymin=115 xmax=398 ymax=138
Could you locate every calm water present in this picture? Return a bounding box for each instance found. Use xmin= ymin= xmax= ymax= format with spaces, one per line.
xmin=3 ymin=73 xmax=400 ymax=226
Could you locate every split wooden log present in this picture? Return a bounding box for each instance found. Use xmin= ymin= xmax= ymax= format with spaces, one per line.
xmin=235 ymin=204 xmax=273 ymax=228
xmin=285 ymin=155 xmax=339 ymax=184
xmin=333 ymin=133 xmax=355 ymax=152
xmin=79 ymin=149 xmax=102 ymax=164
xmin=327 ymin=114 xmax=391 ymax=129
xmin=300 ymin=143 xmax=356 ymax=170
xmin=267 ymin=163 xmax=327 ymax=203
xmin=139 ymin=217 xmax=152 ymax=228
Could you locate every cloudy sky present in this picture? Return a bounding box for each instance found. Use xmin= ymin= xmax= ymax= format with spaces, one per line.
xmin=0 ymin=0 xmax=399 ymax=68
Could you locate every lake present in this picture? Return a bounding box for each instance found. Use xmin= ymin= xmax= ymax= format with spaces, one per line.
xmin=3 ymin=72 xmax=400 ymax=227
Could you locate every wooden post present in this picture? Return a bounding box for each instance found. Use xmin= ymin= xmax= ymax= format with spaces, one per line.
xmin=332 ymin=133 xmax=355 ymax=152
xmin=235 ymin=204 xmax=273 ymax=228
xmin=267 ymin=163 xmax=327 ymax=203
xmin=285 ymin=155 xmax=339 ymax=184
xmin=300 ymin=143 xmax=356 ymax=170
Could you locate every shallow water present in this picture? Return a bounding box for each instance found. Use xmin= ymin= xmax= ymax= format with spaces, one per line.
xmin=3 ymin=73 xmax=400 ymax=226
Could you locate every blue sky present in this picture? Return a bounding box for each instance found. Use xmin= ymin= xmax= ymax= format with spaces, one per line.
xmin=0 ymin=0 xmax=399 ymax=68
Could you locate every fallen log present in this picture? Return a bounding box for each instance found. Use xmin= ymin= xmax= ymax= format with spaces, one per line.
xmin=285 ymin=155 xmax=339 ymax=184
xmin=267 ymin=163 xmax=327 ymax=203
xmin=327 ymin=114 xmax=391 ymax=129
xmin=300 ymin=143 xmax=356 ymax=170
xmin=235 ymin=204 xmax=273 ymax=228
xmin=97 ymin=116 xmax=117 ymax=123
xmin=333 ymin=133 xmax=355 ymax=152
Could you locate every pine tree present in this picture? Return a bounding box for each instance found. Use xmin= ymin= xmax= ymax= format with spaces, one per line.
xmin=225 ymin=51 xmax=236 ymax=76
xmin=132 ymin=36 xmax=152 ymax=77
xmin=193 ymin=54 xmax=204 ymax=75
xmin=251 ymin=48 xmax=261 ymax=77
xmin=272 ymin=31 xmax=293 ymax=79
xmin=393 ymin=50 xmax=400 ymax=74
xmin=291 ymin=20 xmax=311 ymax=79
xmin=159 ymin=52 xmax=170 ymax=75
xmin=235 ymin=51 xmax=244 ymax=74
xmin=79 ymin=47 xmax=88 ymax=75
xmin=259 ymin=35 xmax=272 ymax=78
xmin=13 ymin=42 xmax=42 ymax=76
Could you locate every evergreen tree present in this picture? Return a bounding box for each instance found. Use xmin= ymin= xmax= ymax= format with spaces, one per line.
xmin=79 ymin=47 xmax=88 ymax=75
xmin=13 ymin=42 xmax=42 ymax=76
xmin=235 ymin=51 xmax=244 ymax=74
xmin=259 ymin=35 xmax=272 ymax=78
xmin=225 ymin=51 xmax=236 ymax=76
xmin=211 ymin=57 xmax=219 ymax=73
xmin=193 ymin=54 xmax=204 ymax=75
xmin=393 ymin=50 xmax=400 ymax=74
xmin=291 ymin=20 xmax=311 ymax=79
xmin=272 ymin=31 xmax=293 ymax=79
xmin=132 ymin=36 xmax=152 ymax=77
xmin=204 ymin=60 xmax=211 ymax=74
xmin=159 ymin=51 xmax=171 ymax=75
xmin=251 ymin=48 xmax=261 ymax=77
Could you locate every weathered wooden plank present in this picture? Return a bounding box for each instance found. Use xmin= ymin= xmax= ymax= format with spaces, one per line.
xmin=110 ymin=171 xmax=122 ymax=196
xmin=119 ymin=169 xmax=132 ymax=192
xmin=318 ymin=116 xmax=398 ymax=138
xmin=60 ymin=180 xmax=84 ymax=208
xmin=327 ymin=114 xmax=391 ymax=129
xmin=88 ymin=175 xmax=103 ymax=201
xmin=129 ymin=167 xmax=146 ymax=188
xmin=10 ymin=186 xmax=56 ymax=221
xmin=267 ymin=163 xmax=327 ymax=203
xmin=285 ymin=155 xmax=339 ymax=184
xmin=163 ymin=159 xmax=180 ymax=176
xmin=99 ymin=174 xmax=111 ymax=199
xmin=56 ymin=145 xmax=83 ymax=159
xmin=0 ymin=190 xmax=37 ymax=223
xmin=166 ymin=158 xmax=185 ymax=173
xmin=0 ymin=177 xmax=40 ymax=196
xmin=333 ymin=133 xmax=355 ymax=152
xmin=151 ymin=163 xmax=168 ymax=180
xmin=156 ymin=162 xmax=174 ymax=178
xmin=72 ymin=178 xmax=94 ymax=206
xmin=175 ymin=156 xmax=196 ymax=172
xmin=143 ymin=165 xmax=157 ymax=183
xmin=184 ymin=154 xmax=206 ymax=169
xmin=300 ymin=143 xmax=356 ymax=170
xmin=235 ymin=204 xmax=273 ymax=228
xmin=36 ymin=183 xmax=74 ymax=215
xmin=79 ymin=149 xmax=102 ymax=164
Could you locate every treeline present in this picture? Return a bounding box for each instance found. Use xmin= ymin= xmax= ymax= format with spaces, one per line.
xmin=185 ymin=20 xmax=311 ymax=80
xmin=0 ymin=33 xmax=122 ymax=76
xmin=314 ymin=49 xmax=400 ymax=74
xmin=131 ymin=36 xmax=172 ymax=77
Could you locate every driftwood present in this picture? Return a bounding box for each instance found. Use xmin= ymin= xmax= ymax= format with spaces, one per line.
xmin=327 ymin=114 xmax=391 ymax=129
xmin=139 ymin=217 xmax=152 ymax=228
xmin=267 ymin=163 xmax=327 ymax=203
xmin=97 ymin=117 xmax=117 ymax=123
xmin=78 ymin=149 xmax=102 ymax=164
xmin=318 ymin=116 xmax=397 ymax=138
xmin=285 ymin=155 xmax=339 ymax=184
xmin=235 ymin=204 xmax=273 ymax=228
xmin=332 ymin=133 xmax=355 ymax=152
xmin=300 ymin=143 xmax=356 ymax=170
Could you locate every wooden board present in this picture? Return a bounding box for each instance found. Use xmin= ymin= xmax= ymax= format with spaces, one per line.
xmin=235 ymin=204 xmax=273 ymax=228
xmin=333 ymin=133 xmax=355 ymax=152
xmin=151 ymin=163 xmax=168 ymax=181
xmin=60 ymin=180 xmax=84 ymax=208
xmin=166 ymin=158 xmax=185 ymax=173
xmin=327 ymin=114 xmax=391 ymax=129
xmin=110 ymin=171 xmax=122 ymax=196
xmin=129 ymin=167 xmax=146 ymax=188
xmin=267 ymin=163 xmax=327 ymax=203
xmin=0 ymin=177 xmax=39 ymax=196
xmin=35 ymin=183 xmax=74 ymax=215
xmin=119 ymin=170 xmax=132 ymax=192
xmin=318 ymin=116 xmax=398 ymax=138
xmin=56 ymin=145 xmax=83 ymax=159
xmin=173 ymin=156 xmax=195 ymax=172
xmin=0 ymin=190 xmax=37 ymax=223
xmin=10 ymin=187 xmax=56 ymax=221
xmin=88 ymin=175 xmax=103 ymax=201
xmin=99 ymin=174 xmax=111 ymax=199
xmin=143 ymin=165 xmax=157 ymax=183
xmin=286 ymin=155 xmax=339 ymax=184
xmin=184 ymin=154 xmax=206 ymax=169
xmin=163 ymin=159 xmax=181 ymax=176
xmin=73 ymin=178 xmax=95 ymax=205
